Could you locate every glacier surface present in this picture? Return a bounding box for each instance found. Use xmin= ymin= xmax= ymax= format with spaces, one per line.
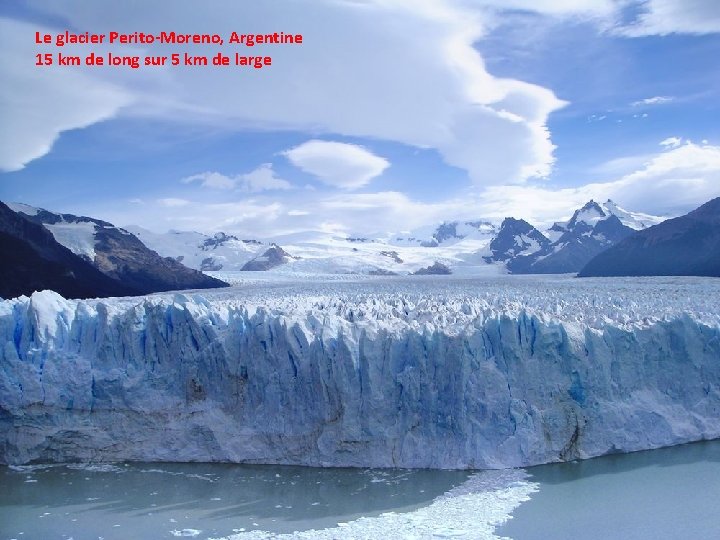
xmin=1 ymin=276 xmax=719 ymax=468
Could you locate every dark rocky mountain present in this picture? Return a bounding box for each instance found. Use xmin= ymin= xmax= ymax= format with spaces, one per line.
xmin=200 ymin=257 xmax=224 ymax=272
xmin=503 ymin=201 xmax=636 ymax=274
xmin=6 ymin=202 xmax=228 ymax=296
xmin=368 ymin=268 xmax=398 ymax=276
xmin=380 ymin=250 xmax=403 ymax=264
xmin=579 ymin=197 xmax=720 ymax=277
xmin=241 ymin=244 xmax=296 ymax=271
xmin=413 ymin=262 xmax=452 ymax=275
xmin=199 ymin=232 xmax=262 ymax=251
xmin=0 ymin=202 xmax=135 ymax=299
xmin=485 ymin=218 xmax=550 ymax=263
xmin=89 ymin=224 xmax=228 ymax=294
xmin=201 ymin=232 xmax=239 ymax=250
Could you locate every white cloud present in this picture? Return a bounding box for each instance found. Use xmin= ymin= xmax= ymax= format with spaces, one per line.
xmin=4 ymin=0 xmax=717 ymax=193
xmin=104 ymin=187 xmax=470 ymax=238
xmin=476 ymin=0 xmax=720 ymax=37
xmin=157 ymin=198 xmax=190 ymax=207
xmin=284 ymin=140 xmax=389 ymax=190
xmin=617 ymin=0 xmax=720 ymax=36
xmin=182 ymin=165 xmax=292 ymax=193
xmin=238 ymin=164 xmax=293 ymax=192
xmin=182 ymin=172 xmax=235 ymax=190
xmin=0 ymin=18 xmax=133 ymax=172
xmin=315 ymin=191 xmax=471 ymax=234
xmin=660 ymin=136 xmax=683 ymax=148
xmin=5 ymin=0 xmax=568 ymax=184
xmin=134 ymin=198 xmax=287 ymax=234
xmin=468 ymin=0 xmax=616 ymax=17
xmin=478 ymin=140 xmax=720 ymax=224
xmin=97 ymin=140 xmax=719 ymax=237
xmin=589 ymin=152 xmax=655 ymax=176
xmin=631 ymin=96 xmax=674 ymax=107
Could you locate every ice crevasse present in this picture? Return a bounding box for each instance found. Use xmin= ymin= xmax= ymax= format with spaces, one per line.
xmin=1 ymin=281 xmax=719 ymax=468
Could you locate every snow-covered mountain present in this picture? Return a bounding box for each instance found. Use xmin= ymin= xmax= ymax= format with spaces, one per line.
xmin=125 ymin=226 xmax=267 ymax=271
xmin=4 ymin=198 xmax=665 ymax=282
xmin=241 ymin=244 xmax=297 ymax=271
xmin=130 ymin=224 xmax=503 ymax=276
xmin=390 ymin=220 xmax=497 ymax=248
xmin=502 ymin=200 xmax=663 ymax=274
xmin=546 ymin=199 xmax=663 ymax=242
xmin=8 ymin=202 xmax=114 ymax=262
xmin=485 ymin=218 xmax=550 ymax=263
xmin=6 ymin=203 xmax=227 ymax=296
xmin=2 ymin=277 xmax=718 ymax=467
xmin=123 ymin=199 xmax=664 ymax=276
xmin=580 ymin=197 xmax=720 ymax=277
xmin=0 ymin=202 xmax=135 ymax=299
xmin=5 ymin=197 xmax=666 ymax=279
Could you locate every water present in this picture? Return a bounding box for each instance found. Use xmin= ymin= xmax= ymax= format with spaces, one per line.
xmin=498 ymin=440 xmax=720 ymax=540
xmin=2 ymin=441 xmax=719 ymax=539
xmin=0 ymin=463 xmax=470 ymax=539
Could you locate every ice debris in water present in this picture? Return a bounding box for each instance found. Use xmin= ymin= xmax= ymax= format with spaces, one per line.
xmin=207 ymin=470 xmax=538 ymax=540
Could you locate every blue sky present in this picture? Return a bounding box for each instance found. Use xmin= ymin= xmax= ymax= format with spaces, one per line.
xmin=1 ymin=0 xmax=719 ymax=237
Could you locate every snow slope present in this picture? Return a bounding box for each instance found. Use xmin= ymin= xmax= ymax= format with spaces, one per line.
xmin=126 ymin=227 xmax=266 ymax=271
xmin=129 ymin=225 xmax=480 ymax=275
xmin=43 ymin=221 xmax=98 ymax=261
xmin=2 ymin=276 xmax=718 ymax=468
xmin=128 ymin=225 xmax=503 ymax=276
xmin=7 ymin=202 xmax=100 ymax=261
xmin=602 ymin=199 xmax=665 ymax=230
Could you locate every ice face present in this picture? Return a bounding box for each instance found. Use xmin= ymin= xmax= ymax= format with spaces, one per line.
xmin=1 ymin=276 xmax=719 ymax=468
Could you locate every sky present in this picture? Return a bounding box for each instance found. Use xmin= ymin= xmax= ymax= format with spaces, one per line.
xmin=0 ymin=0 xmax=719 ymax=238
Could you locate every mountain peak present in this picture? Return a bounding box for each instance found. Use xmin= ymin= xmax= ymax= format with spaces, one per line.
xmin=487 ymin=217 xmax=550 ymax=263
xmin=241 ymin=244 xmax=296 ymax=271
xmin=687 ymin=196 xmax=720 ymax=224
xmin=580 ymin=197 xmax=720 ymax=277
xmin=566 ymin=200 xmax=607 ymax=231
xmin=580 ymin=199 xmax=604 ymax=212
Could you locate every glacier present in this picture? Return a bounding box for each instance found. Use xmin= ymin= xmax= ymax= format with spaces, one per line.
xmin=1 ymin=276 xmax=719 ymax=468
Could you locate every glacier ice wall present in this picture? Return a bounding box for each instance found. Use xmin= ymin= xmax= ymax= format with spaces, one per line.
xmin=1 ymin=278 xmax=719 ymax=468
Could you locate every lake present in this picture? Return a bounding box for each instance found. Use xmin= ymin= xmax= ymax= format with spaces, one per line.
xmin=1 ymin=440 xmax=719 ymax=539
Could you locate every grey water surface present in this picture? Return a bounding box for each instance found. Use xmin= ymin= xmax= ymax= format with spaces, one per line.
xmin=0 ymin=462 xmax=469 ymax=539
xmin=499 ymin=440 xmax=720 ymax=540
xmin=2 ymin=440 xmax=719 ymax=539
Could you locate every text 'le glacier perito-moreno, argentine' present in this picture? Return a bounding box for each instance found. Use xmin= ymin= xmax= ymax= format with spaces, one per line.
xmin=1 ymin=277 xmax=719 ymax=469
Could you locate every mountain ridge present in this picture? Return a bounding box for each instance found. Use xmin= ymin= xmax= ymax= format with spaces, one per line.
xmin=579 ymin=197 xmax=720 ymax=277
xmin=6 ymin=198 xmax=671 ymax=278
xmin=0 ymin=202 xmax=136 ymax=299
xmin=3 ymin=202 xmax=229 ymax=299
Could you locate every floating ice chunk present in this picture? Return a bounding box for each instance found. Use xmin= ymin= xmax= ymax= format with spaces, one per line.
xmin=170 ymin=530 xmax=201 ymax=537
